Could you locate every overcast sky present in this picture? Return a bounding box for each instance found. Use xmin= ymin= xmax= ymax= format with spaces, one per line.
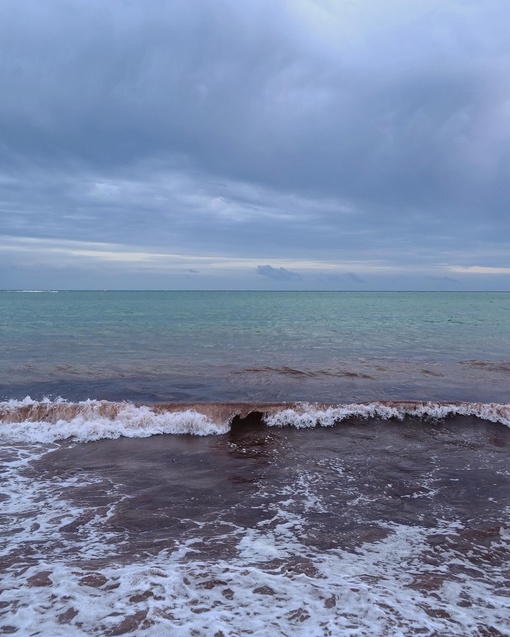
xmin=1 ymin=0 xmax=509 ymax=290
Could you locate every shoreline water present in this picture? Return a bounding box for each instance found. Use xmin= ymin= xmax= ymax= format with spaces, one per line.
xmin=1 ymin=290 xmax=509 ymax=634
xmin=1 ymin=408 xmax=509 ymax=636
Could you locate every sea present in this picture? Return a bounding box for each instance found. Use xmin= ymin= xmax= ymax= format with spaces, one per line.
xmin=0 ymin=290 xmax=509 ymax=636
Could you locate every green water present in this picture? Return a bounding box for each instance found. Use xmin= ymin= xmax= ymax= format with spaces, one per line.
xmin=1 ymin=291 xmax=509 ymax=402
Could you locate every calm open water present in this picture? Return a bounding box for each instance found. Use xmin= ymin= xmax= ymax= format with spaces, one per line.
xmin=1 ymin=290 xmax=509 ymax=402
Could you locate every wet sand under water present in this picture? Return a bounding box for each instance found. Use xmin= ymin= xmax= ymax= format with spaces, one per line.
xmin=1 ymin=414 xmax=510 ymax=635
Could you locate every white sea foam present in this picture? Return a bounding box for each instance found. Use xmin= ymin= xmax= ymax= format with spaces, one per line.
xmin=0 ymin=397 xmax=229 ymax=443
xmin=1 ymin=413 xmax=509 ymax=636
xmin=1 ymin=398 xmax=509 ymax=444
xmin=1 ymin=449 xmax=508 ymax=636
xmin=3 ymin=541 xmax=507 ymax=636
xmin=264 ymin=401 xmax=510 ymax=429
xmin=0 ymin=445 xmax=124 ymax=567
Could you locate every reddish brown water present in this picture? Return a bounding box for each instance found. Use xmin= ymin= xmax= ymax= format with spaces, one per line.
xmin=1 ymin=413 xmax=509 ymax=635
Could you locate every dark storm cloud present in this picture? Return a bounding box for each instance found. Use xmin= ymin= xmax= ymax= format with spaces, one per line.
xmin=0 ymin=0 xmax=509 ymax=288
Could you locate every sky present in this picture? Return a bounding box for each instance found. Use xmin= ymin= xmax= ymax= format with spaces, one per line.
xmin=0 ymin=0 xmax=509 ymax=290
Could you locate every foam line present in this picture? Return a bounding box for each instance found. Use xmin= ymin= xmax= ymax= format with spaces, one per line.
xmin=0 ymin=397 xmax=509 ymax=443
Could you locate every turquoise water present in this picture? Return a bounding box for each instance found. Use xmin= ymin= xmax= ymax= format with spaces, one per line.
xmin=1 ymin=290 xmax=509 ymax=402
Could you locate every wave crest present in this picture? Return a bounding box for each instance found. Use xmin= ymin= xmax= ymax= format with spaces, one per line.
xmin=0 ymin=397 xmax=509 ymax=444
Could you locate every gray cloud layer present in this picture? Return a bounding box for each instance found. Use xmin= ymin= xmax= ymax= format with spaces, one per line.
xmin=0 ymin=0 xmax=509 ymax=289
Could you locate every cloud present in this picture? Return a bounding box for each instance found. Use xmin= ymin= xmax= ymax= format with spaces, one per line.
xmin=449 ymin=266 xmax=510 ymax=275
xmin=2 ymin=0 xmax=509 ymax=214
xmin=0 ymin=0 xmax=509 ymax=289
xmin=257 ymin=265 xmax=302 ymax=282
xmin=345 ymin=272 xmax=363 ymax=283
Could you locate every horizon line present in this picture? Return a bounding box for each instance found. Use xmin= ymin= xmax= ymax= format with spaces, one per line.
xmin=2 ymin=289 xmax=509 ymax=294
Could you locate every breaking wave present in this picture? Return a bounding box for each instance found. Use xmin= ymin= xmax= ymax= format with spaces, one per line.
xmin=0 ymin=397 xmax=509 ymax=444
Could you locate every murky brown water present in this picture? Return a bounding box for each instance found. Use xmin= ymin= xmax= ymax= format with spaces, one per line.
xmin=26 ymin=415 xmax=510 ymax=559
xmin=1 ymin=414 xmax=509 ymax=635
